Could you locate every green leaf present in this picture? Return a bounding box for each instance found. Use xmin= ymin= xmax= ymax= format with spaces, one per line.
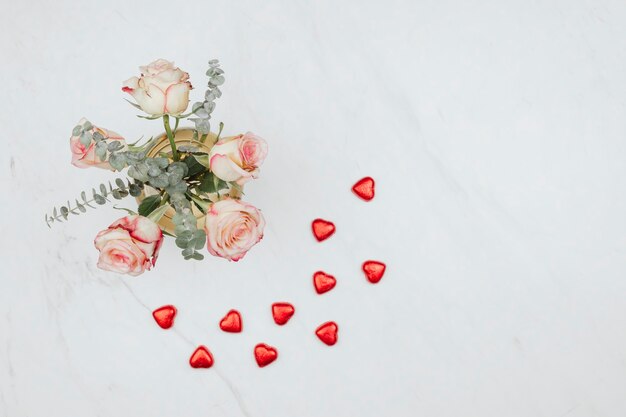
xmin=188 ymin=194 xmax=211 ymax=213
xmin=138 ymin=195 xmax=161 ymax=217
xmin=198 ymin=172 xmax=217 ymax=193
xmin=137 ymin=114 xmax=162 ymax=120
xmin=184 ymin=155 xmax=208 ymax=177
xmin=100 ymin=183 xmax=108 ymax=197
xmin=112 ymin=205 xmax=136 ymax=216
xmin=124 ymin=98 xmax=142 ymax=110
xmin=146 ymin=203 xmax=170 ymax=223
xmin=72 ymin=125 xmax=83 ymax=136
xmin=60 ymin=206 xmax=69 ymax=219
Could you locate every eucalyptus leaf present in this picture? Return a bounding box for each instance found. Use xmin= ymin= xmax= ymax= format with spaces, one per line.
xmin=79 ymin=131 xmax=92 ymax=146
xmin=175 ymin=237 xmax=188 ymax=249
xmin=209 ymin=75 xmax=225 ymax=86
xmin=115 ymin=178 xmax=126 ymax=190
xmin=107 ymin=141 xmax=122 ymax=152
xmin=188 ymin=252 xmax=204 ymax=261
xmin=148 ymin=166 xmax=162 ymax=177
xmin=128 ymin=183 xmax=142 ymax=197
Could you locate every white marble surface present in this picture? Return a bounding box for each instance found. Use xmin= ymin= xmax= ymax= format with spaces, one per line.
xmin=2 ymin=0 xmax=626 ymax=416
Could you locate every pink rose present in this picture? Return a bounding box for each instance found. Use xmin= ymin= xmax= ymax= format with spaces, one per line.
xmin=209 ymin=132 xmax=268 ymax=185
xmin=122 ymin=59 xmax=192 ymax=116
xmin=204 ymin=198 xmax=265 ymax=261
xmin=94 ymin=215 xmax=163 ymax=276
xmin=70 ymin=118 xmax=126 ymax=170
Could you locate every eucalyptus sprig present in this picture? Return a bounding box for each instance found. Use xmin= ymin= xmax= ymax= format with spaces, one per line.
xmin=189 ymin=59 xmax=225 ymax=142
xmin=45 ymin=178 xmax=144 ymax=228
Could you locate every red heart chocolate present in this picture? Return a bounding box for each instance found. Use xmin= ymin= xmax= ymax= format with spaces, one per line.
xmin=315 ymin=321 xmax=338 ymax=346
xmin=272 ymin=302 xmax=295 ymax=325
xmin=189 ymin=346 xmax=214 ymax=368
xmin=352 ymin=177 xmax=375 ymax=201
xmin=152 ymin=305 xmax=177 ymax=329
xmin=313 ymin=271 xmax=336 ymax=294
xmin=362 ymin=260 xmax=386 ymax=283
xmin=312 ymin=219 xmax=336 ymax=242
xmin=254 ymin=343 xmax=278 ymax=367
xmin=219 ymin=309 xmax=242 ymax=333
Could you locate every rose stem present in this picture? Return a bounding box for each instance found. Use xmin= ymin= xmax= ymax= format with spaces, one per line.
xmin=163 ymin=114 xmax=179 ymax=161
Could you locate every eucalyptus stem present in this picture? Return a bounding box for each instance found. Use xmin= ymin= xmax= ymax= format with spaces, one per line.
xmin=215 ymin=122 xmax=224 ymax=143
xmin=163 ymin=114 xmax=179 ymax=161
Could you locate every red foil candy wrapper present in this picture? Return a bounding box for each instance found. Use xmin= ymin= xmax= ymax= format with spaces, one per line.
xmin=219 ymin=309 xmax=243 ymax=333
xmin=152 ymin=305 xmax=177 ymax=329
xmin=254 ymin=343 xmax=278 ymax=367
xmin=312 ymin=219 xmax=336 ymax=242
xmin=313 ymin=271 xmax=336 ymax=294
xmin=189 ymin=346 xmax=214 ymax=368
xmin=362 ymin=260 xmax=386 ymax=284
xmin=352 ymin=177 xmax=375 ymax=201
xmin=315 ymin=321 xmax=339 ymax=346
xmin=272 ymin=302 xmax=295 ymax=325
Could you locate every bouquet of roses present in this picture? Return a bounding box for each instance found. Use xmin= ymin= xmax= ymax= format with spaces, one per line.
xmin=45 ymin=59 xmax=268 ymax=276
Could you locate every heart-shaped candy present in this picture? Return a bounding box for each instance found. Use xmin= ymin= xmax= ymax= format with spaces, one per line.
xmin=362 ymin=260 xmax=386 ymax=283
xmin=152 ymin=305 xmax=177 ymax=329
xmin=189 ymin=346 xmax=214 ymax=368
xmin=272 ymin=302 xmax=295 ymax=325
xmin=219 ymin=309 xmax=242 ymax=333
xmin=254 ymin=343 xmax=278 ymax=367
xmin=352 ymin=177 xmax=375 ymax=201
xmin=313 ymin=271 xmax=336 ymax=294
xmin=312 ymin=219 xmax=336 ymax=242
xmin=315 ymin=321 xmax=338 ymax=346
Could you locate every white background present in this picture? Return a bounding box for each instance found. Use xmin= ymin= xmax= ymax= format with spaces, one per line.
xmin=2 ymin=0 xmax=626 ymax=416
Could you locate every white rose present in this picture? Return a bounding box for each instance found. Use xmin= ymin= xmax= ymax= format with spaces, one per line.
xmin=122 ymin=59 xmax=192 ymax=116
xmin=204 ymin=198 xmax=265 ymax=261
xmin=94 ymin=215 xmax=163 ymax=276
xmin=209 ymin=132 xmax=268 ymax=185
